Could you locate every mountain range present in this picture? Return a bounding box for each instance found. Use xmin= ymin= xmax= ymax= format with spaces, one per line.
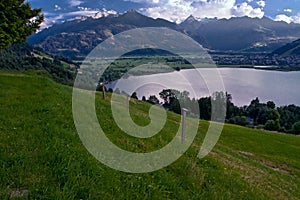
xmin=28 ymin=10 xmax=300 ymax=59
xmin=181 ymin=15 xmax=300 ymax=52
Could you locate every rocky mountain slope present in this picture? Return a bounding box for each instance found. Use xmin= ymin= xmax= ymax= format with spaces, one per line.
xmin=28 ymin=10 xmax=300 ymax=59
xmin=28 ymin=10 xmax=180 ymax=59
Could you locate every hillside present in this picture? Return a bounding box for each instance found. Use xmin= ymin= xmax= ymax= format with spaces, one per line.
xmin=272 ymin=38 xmax=300 ymax=57
xmin=0 ymin=43 xmax=78 ymax=85
xmin=1 ymin=70 xmax=300 ymax=199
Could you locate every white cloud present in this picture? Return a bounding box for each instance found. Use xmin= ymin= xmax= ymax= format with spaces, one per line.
xmin=68 ymin=0 xmax=83 ymax=7
xmin=40 ymin=14 xmax=65 ymax=29
xmin=274 ymin=14 xmax=293 ymax=23
xmin=40 ymin=9 xmax=118 ymax=29
xmin=65 ymin=10 xmax=100 ymax=16
xmin=140 ymin=0 xmax=194 ymax=23
xmin=274 ymin=13 xmax=300 ymax=24
xmin=54 ymin=5 xmax=62 ymax=11
xmin=137 ymin=0 xmax=264 ymax=23
xmin=232 ymin=2 xmax=264 ymax=18
xmin=191 ymin=0 xmax=237 ymax=19
xmin=284 ymin=9 xmax=292 ymax=13
xmin=78 ymin=6 xmax=93 ymax=11
xmin=256 ymin=0 xmax=265 ymax=8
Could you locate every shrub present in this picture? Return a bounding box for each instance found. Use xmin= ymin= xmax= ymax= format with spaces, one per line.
xmin=264 ymin=120 xmax=280 ymax=131
xmin=292 ymin=121 xmax=300 ymax=135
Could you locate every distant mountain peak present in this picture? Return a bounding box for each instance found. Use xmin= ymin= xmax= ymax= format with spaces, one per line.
xmin=184 ymin=15 xmax=198 ymax=23
xmin=125 ymin=9 xmax=141 ymax=15
xmin=127 ymin=9 xmax=137 ymax=13
xmin=121 ymin=9 xmax=145 ymax=18
xmin=69 ymin=10 xmax=119 ymax=23
xmin=181 ymin=15 xmax=219 ymax=25
xmin=87 ymin=10 xmax=118 ymax=19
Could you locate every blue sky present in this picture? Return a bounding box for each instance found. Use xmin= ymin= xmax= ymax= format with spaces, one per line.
xmin=28 ymin=0 xmax=300 ymax=28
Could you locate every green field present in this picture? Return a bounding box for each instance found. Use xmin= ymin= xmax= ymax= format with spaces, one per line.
xmin=1 ymin=70 xmax=300 ymax=199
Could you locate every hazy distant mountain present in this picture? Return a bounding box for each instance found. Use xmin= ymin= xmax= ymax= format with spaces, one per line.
xmin=29 ymin=10 xmax=300 ymax=59
xmin=181 ymin=16 xmax=300 ymax=52
xmin=180 ymin=15 xmax=217 ymax=31
xmin=271 ymin=39 xmax=300 ymax=56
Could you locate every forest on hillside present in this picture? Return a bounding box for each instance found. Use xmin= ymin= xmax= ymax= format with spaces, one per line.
xmin=0 ymin=43 xmax=78 ymax=85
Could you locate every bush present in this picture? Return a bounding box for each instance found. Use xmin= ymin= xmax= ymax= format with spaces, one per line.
xmin=131 ymin=92 xmax=138 ymax=99
xmin=264 ymin=120 xmax=280 ymax=131
xmin=229 ymin=116 xmax=249 ymax=126
xmin=292 ymin=121 xmax=300 ymax=135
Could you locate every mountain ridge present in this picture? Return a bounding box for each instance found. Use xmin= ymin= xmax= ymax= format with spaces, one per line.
xmin=271 ymin=39 xmax=300 ymax=56
xmin=28 ymin=10 xmax=300 ymax=59
xmin=28 ymin=10 xmax=181 ymax=59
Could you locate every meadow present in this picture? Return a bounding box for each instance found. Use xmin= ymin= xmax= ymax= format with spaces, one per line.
xmin=0 ymin=70 xmax=300 ymax=199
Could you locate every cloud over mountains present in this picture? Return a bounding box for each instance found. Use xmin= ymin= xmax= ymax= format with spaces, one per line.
xmin=33 ymin=0 xmax=300 ymax=29
xmin=129 ymin=0 xmax=265 ymax=23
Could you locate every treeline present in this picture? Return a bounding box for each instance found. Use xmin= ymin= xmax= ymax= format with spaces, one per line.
xmin=125 ymin=89 xmax=300 ymax=135
xmin=0 ymin=43 xmax=78 ymax=85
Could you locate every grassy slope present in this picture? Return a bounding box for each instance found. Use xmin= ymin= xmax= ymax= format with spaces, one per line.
xmin=0 ymin=70 xmax=300 ymax=199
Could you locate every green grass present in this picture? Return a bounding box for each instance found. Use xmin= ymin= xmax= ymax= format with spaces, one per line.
xmin=0 ymin=71 xmax=300 ymax=199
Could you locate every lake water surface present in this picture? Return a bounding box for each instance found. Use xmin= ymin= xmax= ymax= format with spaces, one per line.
xmin=108 ymin=68 xmax=300 ymax=107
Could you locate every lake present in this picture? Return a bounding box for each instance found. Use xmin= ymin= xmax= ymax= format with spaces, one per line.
xmin=108 ymin=68 xmax=300 ymax=107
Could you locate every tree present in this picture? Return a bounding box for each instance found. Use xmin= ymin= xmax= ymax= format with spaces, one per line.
xmin=246 ymin=97 xmax=261 ymax=124
xmin=225 ymin=92 xmax=241 ymax=119
xmin=264 ymin=120 xmax=280 ymax=131
xmin=278 ymin=105 xmax=300 ymax=131
xmin=147 ymin=95 xmax=159 ymax=105
xmin=159 ymin=89 xmax=180 ymax=108
xmin=131 ymin=92 xmax=138 ymax=99
xmin=169 ymin=98 xmax=181 ymax=114
xmin=267 ymin=101 xmax=276 ymax=109
xmin=198 ymin=97 xmax=211 ymax=120
xmin=257 ymin=107 xmax=280 ymax=125
xmin=292 ymin=121 xmax=300 ymax=135
xmin=211 ymin=91 xmax=227 ymax=122
xmin=0 ymin=0 xmax=44 ymax=49
xmin=229 ymin=116 xmax=249 ymax=126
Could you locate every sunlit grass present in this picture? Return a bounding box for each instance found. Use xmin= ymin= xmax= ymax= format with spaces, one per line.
xmin=0 ymin=70 xmax=299 ymax=199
